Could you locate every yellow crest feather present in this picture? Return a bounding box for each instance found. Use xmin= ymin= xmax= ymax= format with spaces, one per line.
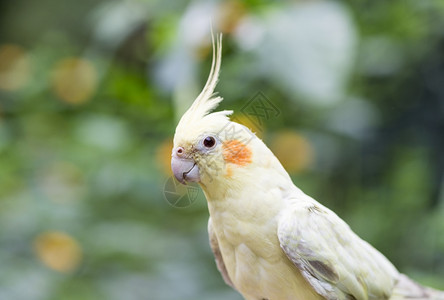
xmin=176 ymin=33 xmax=232 ymax=132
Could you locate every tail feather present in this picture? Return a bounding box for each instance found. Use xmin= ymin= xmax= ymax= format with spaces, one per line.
xmin=390 ymin=274 xmax=444 ymax=300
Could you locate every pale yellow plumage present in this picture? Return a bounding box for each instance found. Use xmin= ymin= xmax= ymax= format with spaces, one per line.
xmin=171 ymin=34 xmax=444 ymax=300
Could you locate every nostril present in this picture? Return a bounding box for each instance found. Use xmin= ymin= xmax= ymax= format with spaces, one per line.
xmin=176 ymin=147 xmax=184 ymax=156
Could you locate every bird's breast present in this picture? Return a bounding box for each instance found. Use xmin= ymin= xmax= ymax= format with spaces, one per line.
xmin=209 ymin=202 xmax=322 ymax=300
xmin=216 ymin=235 xmax=322 ymax=300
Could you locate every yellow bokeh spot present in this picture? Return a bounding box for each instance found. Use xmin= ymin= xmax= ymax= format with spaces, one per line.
xmin=217 ymin=0 xmax=246 ymax=33
xmin=52 ymin=57 xmax=97 ymax=104
xmin=156 ymin=138 xmax=173 ymax=176
xmin=0 ymin=44 xmax=31 ymax=91
xmin=270 ymin=131 xmax=314 ymax=174
xmin=34 ymin=231 xmax=82 ymax=273
xmin=232 ymin=113 xmax=264 ymax=139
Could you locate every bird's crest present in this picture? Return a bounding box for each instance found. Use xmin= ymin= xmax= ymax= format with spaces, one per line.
xmin=176 ymin=33 xmax=232 ymax=131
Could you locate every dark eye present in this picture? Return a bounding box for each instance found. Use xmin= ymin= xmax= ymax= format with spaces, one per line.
xmin=203 ymin=136 xmax=216 ymax=148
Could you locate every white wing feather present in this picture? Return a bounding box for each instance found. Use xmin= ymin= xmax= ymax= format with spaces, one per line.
xmin=278 ymin=199 xmax=399 ymax=300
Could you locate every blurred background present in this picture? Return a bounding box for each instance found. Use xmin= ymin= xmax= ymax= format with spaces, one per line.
xmin=1 ymin=0 xmax=444 ymax=299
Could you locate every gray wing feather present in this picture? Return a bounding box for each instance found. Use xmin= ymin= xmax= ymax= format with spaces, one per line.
xmin=278 ymin=200 xmax=399 ymax=300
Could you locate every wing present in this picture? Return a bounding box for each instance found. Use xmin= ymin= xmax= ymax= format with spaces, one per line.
xmin=390 ymin=274 xmax=444 ymax=300
xmin=208 ymin=218 xmax=235 ymax=289
xmin=277 ymin=199 xmax=399 ymax=300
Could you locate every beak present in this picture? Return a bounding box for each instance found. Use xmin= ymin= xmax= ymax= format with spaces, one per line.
xmin=171 ymin=155 xmax=200 ymax=185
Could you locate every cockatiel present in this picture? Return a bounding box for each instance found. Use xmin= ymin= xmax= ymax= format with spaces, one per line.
xmin=171 ymin=34 xmax=444 ymax=300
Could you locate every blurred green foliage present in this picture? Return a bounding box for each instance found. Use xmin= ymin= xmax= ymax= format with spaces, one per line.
xmin=0 ymin=0 xmax=443 ymax=299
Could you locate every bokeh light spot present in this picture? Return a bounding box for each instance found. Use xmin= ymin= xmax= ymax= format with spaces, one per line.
xmin=217 ymin=0 xmax=246 ymax=33
xmin=0 ymin=44 xmax=31 ymax=91
xmin=34 ymin=231 xmax=82 ymax=273
xmin=52 ymin=57 xmax=97 ymax=104
xmin=156 ymin=138 xmax=173 ymax=176
xmin=232 ymin=114 xmax=264 ymax=139
xmin=271 ymin=131 xmax=314 ymax=174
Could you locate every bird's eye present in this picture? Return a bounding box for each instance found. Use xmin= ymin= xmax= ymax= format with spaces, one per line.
xmin=203 ymin=136 xmax=216 ymax=148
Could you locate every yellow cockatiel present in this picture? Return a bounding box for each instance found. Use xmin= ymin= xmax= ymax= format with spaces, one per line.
xmin=171 ymin=35 xmax=444 ymax=300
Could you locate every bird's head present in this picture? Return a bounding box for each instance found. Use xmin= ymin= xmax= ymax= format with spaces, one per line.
xmin=171 ymin=34 xmax=257 ymax=189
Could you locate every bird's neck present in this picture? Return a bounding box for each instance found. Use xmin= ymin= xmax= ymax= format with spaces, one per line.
xmin=201 ymin=141 xmax=300 ymax=219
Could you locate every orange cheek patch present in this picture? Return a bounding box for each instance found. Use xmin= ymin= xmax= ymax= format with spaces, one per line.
xmin=222 ymin=140 xmax=252 ymax=166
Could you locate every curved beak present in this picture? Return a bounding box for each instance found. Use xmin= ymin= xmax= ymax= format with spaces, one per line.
xmin=171 ymin=156 xmax=200 ymax=185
